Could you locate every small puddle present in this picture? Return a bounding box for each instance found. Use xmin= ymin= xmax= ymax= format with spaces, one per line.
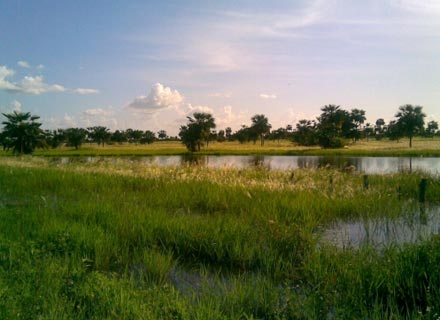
xmin=322 ymin=204 xmax=440 ymax=249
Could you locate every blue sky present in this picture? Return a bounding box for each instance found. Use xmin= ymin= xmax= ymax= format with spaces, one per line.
xmin=1 ymin=0 xmax=439 ymax=135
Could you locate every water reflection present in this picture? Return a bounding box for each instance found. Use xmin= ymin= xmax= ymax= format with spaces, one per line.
xmin=51 ymin=155 xmax=440 ymax=175
xmin=322 ymin=204 xmax=440 ymax=249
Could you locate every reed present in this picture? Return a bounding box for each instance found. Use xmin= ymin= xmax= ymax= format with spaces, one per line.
xmin=1 ymin=157 xmax=440 ymax=318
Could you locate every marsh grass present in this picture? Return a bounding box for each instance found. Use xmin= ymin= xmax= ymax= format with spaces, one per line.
xmin=1 ymin=157 xmax=440 ymax=318
xmin=1 ymin=137 xmax=439 ymax=157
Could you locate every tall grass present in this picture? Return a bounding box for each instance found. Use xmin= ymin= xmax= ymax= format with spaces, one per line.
xmin=1 ymin=137 xmax=439 ymax=157
xmin=1 ymin=157 xmax=440 ymax=318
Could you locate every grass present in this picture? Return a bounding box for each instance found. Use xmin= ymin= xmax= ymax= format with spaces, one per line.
xmin=1 ymin=157 xmax=440 ymax=318
xmin=1 ymin=137 xmax=440 ymax=157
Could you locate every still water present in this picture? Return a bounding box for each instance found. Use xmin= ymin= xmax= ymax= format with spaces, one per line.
xmin=322 ymin=204 xmax=440 ymax=249
xmin=56 ymin=155 xmax=440 ymax=175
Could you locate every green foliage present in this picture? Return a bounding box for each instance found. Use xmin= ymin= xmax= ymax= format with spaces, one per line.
xmin=140 ymin=130 xmax=156 ymax=144
xmin=66 ymin=128 xmax=87 ymax=150
xmin=293 ymin=119 xmax=317 ymax=146
xmin=1 ymin=111 xmax=46 ymax=154
xmin=179 ymin=112 xmax=216 ymax=151
xmin=395 ymin=104 xmax=426 ymax=148
xmin=250 ymin=114 xmax=271 ymax=146
xmin=2 ymin=158 xmax=440 ymax=318
xmin=87 ymin=126 xmax=111 ymax=146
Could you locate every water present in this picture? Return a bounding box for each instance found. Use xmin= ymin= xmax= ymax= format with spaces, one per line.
xmin=52 ymin=155 xmax=440 ymax=175
xmin=322 ymin=204 xmax=440 ymax=249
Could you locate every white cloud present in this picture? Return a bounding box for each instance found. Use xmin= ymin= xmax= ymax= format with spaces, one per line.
xmin=126 ymin=83 xmax=184 ymax=112
xmin=11 ymin=100 xmax=22 ymax=112
xmin=215 ymin=105 xmax=249 ymax=130
xmin=17 ymin=60 xmax=31 ymax=68
xmin=186 ymin=104 xmax=214 ymax=115
xmin=259 ymin=93 xmax=277 ymax=99
xmin=36 ymin=64 xmax=45 ymax=70
xmin=209 ymin=92 xmax=232 ymax=98
xmin=0 ymin=100 xmax=22 ymax=113
xmin=63 ymin=114 xmax=77 ymax=127
xmin=0 ymin=65 xmax=65 ymax=94
xmin=82 ymin=107 xmax=117 ymax=128
xmin=83 ymin=107 xmax=114 ymax=117
xmin=74 ymin=88 xmax=99 ymax=95
xmin=19 ymin=76 xmax=65 ymax=94
xmin=0 ymin=65 xmax=19 ymax=91
xmin=391 ymin=0 xmax=440 ymax=14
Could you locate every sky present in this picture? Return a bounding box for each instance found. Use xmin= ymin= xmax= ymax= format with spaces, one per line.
xmin=1 ymin=0 xmax=439 ymax=135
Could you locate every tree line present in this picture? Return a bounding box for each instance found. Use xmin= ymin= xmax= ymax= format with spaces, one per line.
xmin=0 ymin=104 xmax=438 ymax=154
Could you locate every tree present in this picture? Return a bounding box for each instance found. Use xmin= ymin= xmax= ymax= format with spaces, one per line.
xmin=316 ymin=105 xmax=351 ymax=148
xmin=386 ymin=120 xmax=402 ymax=142
xmin=66 ymin=128 xmax=87 ymax=150
xmin=234 ymin=125 xmax=250 ymax=144
xmin=126 ymin=129 xmax=144 ymax=144
xmin=374 ymin=118 xmax=386 ymax=140
xmin=250 ymin=114 xmax=271 ymax=146
xmin=111 ymin=130 xmax=127 ymax=143
xmin=140 ymin=130 xmax=155 ymax=144
xmin=192 ymin=112 xmax=216 ymax=147
xmin=269 ymin=127 xmax=287 ymax=143
xmin=44 ymin=129 xmax=66 ymax=148
xmin=375 ymin=118 xmax=385 ymax=133
xmin=179 ymin=123 xmax=202 ymax=152
xmin=88 ymin=126 xmax=110 ymax=146
xmin=157 ymin=130 xmax=168 ymax=140
xmin=395 ymin=104 xmax=426 ymax=148
xmin=363 ymin=123 xmax=374 ymax=141
xmin=217 ymin=129 xmax=226 ymax=142
xmin=1 ymin=111 xmax=46 ymax=154
xmin=349 ymin=108 xmax=366 ymax=141
xmin=293 ymin=119 xmax=317 ymax=146
xmin=179 ymin=112 xmax=216 ymax=152
xmin=425 ymin=121 xmax=439 ymax=138
xmin=225 ymin=127 xmax=232 ymax=141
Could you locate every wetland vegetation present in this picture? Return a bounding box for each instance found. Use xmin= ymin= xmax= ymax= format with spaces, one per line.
xmin=1 ymin=157 xmax=440 ymax=319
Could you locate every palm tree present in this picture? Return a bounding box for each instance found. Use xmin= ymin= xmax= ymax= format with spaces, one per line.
xmin=395 ymin=104 xmax=426 ymax=148
xmin=190 ymin=112 xmax=216 ymax=148
xmin=250 ymin=114 xmax=271 ymax=146
xmin=66 ymin=128 xmax=87 ymax=150
xmin=1 ymin=111 xmax=45 ymax=154
xmin=87 ymin=126 xmax=110 ymax=146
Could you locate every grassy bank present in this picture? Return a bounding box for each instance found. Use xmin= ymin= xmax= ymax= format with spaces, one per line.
xmin=1 ymin=137 xmax=440 ymax=157
xmin=1 ymin=157 xmax=440 ymax=319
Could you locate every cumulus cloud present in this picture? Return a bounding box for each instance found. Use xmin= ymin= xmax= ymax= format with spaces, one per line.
xmin=82 ymin=107 xmax=117 ymax=128
xmin=0 ymin=100 xmax=22 ymax=113
xmin=19 ymin=76 xmax=65 ymax=94
xmin=36 ymin=64 xmax=45 ymax=70
xmin=0 ymin=65 xmax=19 ymax=91
xmin=0 ymin=65 xmax=65 ymax=94
xmin=259 ymin=93 xmax=277 ymax=99
xmin=74 ymin=88 xmax=99 ymax=95
xmin=63 ymin=114 xmax=77 ymax=127
xmin=215 ymin=105 xmax=249 ymax=130
xmin=126 ymin=83 xmax=184 ymax=112
xmin=83 ymin=107 xmax=114 ymax=117
xmin=186 ymin=104 xmax=214 ymax=114
xmin=17 ymin=60 xmax=31 ymax=68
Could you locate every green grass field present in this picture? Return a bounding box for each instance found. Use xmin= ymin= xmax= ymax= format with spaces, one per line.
xmin=1 ymin=157 xmax=440 ymax=319
xmin=1 ymin=137 xmax=439 ymax=157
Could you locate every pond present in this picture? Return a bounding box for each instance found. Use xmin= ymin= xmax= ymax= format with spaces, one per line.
xmin=322 ymin=204 xmax=440 ymax=249
xmin=54 ymin=155 xmax=440 ymax=175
